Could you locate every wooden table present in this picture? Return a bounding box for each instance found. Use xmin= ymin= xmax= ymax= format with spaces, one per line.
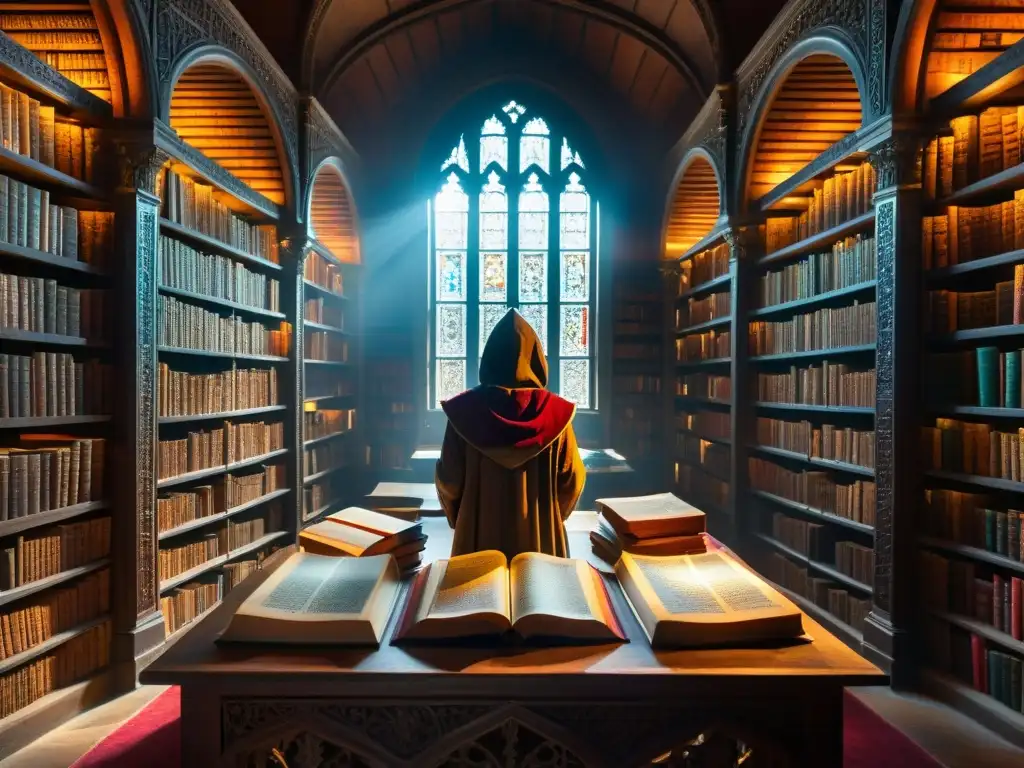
xmin=142 ymin=516 xmax=886 ymax=767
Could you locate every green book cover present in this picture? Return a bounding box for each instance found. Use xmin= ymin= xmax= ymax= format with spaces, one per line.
xmin=1010 ymin=511 xmax=1021 ymax=563
xmin=998 ymin=511 xmax=1008 ymax=556
xmin=989 ymin=649 xmax=1001 ymax=704
xmin=976 ymin=347 xmax=999 ymax=408
xmin=1012 ymin=656 xmax=1023 ymax=713
xmin=986 ymin=508 xmax=997 ymax=553
xmin=1006 ymin=351 xmax=1021 ymax=409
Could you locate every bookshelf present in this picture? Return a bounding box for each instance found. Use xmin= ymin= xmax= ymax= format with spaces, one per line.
xmin=300 ymin=161 xmax=361 ymax=525
xmin=909 ymin=1 xmax=1024 ymax=744
xmin=0 ymin=17 xmax=117 ymax=755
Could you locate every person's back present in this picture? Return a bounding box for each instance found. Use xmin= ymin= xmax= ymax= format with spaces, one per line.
xmin=435 ymin=309 xmax=585 ymax=559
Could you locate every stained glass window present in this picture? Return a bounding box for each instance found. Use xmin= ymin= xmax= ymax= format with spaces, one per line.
xmin=430 ymin=100 xmax=596 ymax=410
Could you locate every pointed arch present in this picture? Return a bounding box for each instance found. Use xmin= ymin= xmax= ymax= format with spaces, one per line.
xmin=309 ymin=159 xmax=361 ymax=264
xmin=663 ymin=149 xmax=723 ymax=259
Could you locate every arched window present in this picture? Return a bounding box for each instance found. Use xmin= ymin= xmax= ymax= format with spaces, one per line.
xmin=430 ymin=100 xmax=596 ymax=409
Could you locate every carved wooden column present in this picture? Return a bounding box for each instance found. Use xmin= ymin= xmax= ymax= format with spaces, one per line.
xmin=110 ymin=139 xmax=169 ymax=687
xmin=864 ymin=135 xmax=923 ymax=686
xmin=279 ymin=231 xmax=310 ymax=532
xmin=727 ymin=225 xmax=759 ymax=547
xmin=658 ymin=260 xmax=682 ymax=491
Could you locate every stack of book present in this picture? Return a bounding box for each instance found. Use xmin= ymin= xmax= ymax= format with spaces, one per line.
xmin=299 ymin=506 xmax=427 ymax=572
xmin=363 ymin=481 xmax=443 ymax=521
xmin=590 ymin=492 xmax=707 ymax=565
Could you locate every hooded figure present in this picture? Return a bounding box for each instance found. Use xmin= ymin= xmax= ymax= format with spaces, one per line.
xmin=436 ymin=309 xmax=585 ymax=559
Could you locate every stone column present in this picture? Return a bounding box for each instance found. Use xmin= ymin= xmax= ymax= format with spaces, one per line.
xmin=110 ymin=140 xmax=169 ymax=687
xmin=864 ymin=135 xmax=924 ymax=686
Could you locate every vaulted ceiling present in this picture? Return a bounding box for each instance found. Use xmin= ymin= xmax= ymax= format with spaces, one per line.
xmin=230 ymin=0 xmax=786 ymax=165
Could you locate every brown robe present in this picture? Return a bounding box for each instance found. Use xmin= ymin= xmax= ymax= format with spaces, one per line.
xmin=435 ymin=309 xmax=585 ymax=559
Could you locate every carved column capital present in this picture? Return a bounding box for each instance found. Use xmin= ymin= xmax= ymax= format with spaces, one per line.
xmin=115 ymin=144 xmax=171 ymax=197
xmin=870 ymin=135 xmax=923 ymax=193
xmin=657 ymin=259 xmax=683 ymax=279
xmin=724 ymin=225 xmax=760 ymax=261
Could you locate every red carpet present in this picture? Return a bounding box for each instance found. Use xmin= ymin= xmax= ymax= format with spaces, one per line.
xmin=73 ymin=687 xmax=941 ymax=767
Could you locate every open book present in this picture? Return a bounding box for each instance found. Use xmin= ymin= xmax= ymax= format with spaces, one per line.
xmin=616 ymin=550 xmax=804 ymax=648
xmin=394 ymin=550 xmax=625 ymax=643
xmin=219 ymin=552 xmax=401 ymax=645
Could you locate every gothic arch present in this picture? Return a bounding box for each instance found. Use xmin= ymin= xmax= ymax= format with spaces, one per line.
xmin=662 ymin=148 xmax=724 ymax=259
xmin=308 ymin=158 xmax=361 ymax=264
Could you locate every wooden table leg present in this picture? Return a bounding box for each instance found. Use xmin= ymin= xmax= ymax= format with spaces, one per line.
xmin=796 ymin=687 xmax=845 ymax=766
xmin=180 ymin=686 xmax=222 ymax=765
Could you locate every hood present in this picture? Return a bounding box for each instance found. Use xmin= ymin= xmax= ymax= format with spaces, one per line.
xmin=442 ymin=309 xmax=575 ymax=469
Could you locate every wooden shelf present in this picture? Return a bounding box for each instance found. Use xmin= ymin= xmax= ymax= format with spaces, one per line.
xmin=160 ymin=219 xmax=282 ymax=273
xmin=675 ymin=396 xmax=731 ymax=408
xmin=0 ymin=500 xmax=108 ymax=539
xmin=162 ymin=600 xmax=221 ymax=646
xmin=158 ymin=530 xmax=291 ymax=593
xmin=0 ymin=34 xmax=112 ymax=120
xmin=675 ymin=227 xmax=728 ymax=264
xmin=920 ymin=669 xmax=1024 ymax=750
xmin=304 ymin=394 xmax=357 ymax=407
xmin=0 ymin=144 xmax=103 ymax=200
xmin=931 ymin=611 xmax=1024 ymax=657
xmin=749 ymin=281 xmax=876 ymax=318
xmin=675 ymin=357 xmax=731 ymax=370
xmin=0 ymin=239 xmax=108 ymax=278
xmin=927 ymin=405 xmax=1024 ymax=420
xmin=303 ymin=280 xmax=349 ymax=300
xmin=756 ymin=533 xmax=872 ymax=595
xmin=156 ymin=448 xmax=290 ymax=490
xmin=0 ymin=558 xmax=110 ymax=608
xmin=0 ymin=615 xmax=109 ymax=675
xmin=310 ymin=240 xmax=357 ymax=269
xmin=752 ymin=490 xmax=875 ymax=536
xmin=304 ymin=359 xmax=352 ymax=367
xmin=676 ymin=273 xmax=731 ymax=301
xmin=925 ymin=469 xmax=1024 ymax=494
xmin=227 ymin=530 xmax=289 ymax=562
xmin=158 ymin=285 xmax=286 ymax=320
xmin=157 ymin=488 xmax=291 ymax=542
xmin=749 ymin=445 xmax=875 ymax=478
xmin=677 ymin=429 xmax=731 ymax=446
xmin=158 ymin=405 xmax=287 ymax=425
xmin=750 ymin=344 xmax=875 ymax=363
xmin=676 ymin=316 xmax=731 ymax=336
xmin=303 ymin=431 xmax=353 ymax=448
xmin=918 ymin=536 xmax=1024 ymax=578
xmin=938 ymin=162 xmax=1024 ymax=209
xmin=303 ymin=321 xmax=349 ymax=335
xmin=303 ymin=465 xmax=351 ymax=485
xmin=0 ymin=416 xmax=110 ymax=430
xmin=157 ymin=346 xmax=289 ymax=363
xmin=754 ymin=403 xmax=874 ymax=416
xmin=926 ymin=249 xmax=1024 ymax=282
xmin=771 ymin=580 xmax=864 ymax=653
xmin=929 ymin=38 xmax=1024 ymax=115
xmin=929 ymin=325 xmax=1024 ymax=345
xmin=0 ymin=329 xmax=108 ymax=349
xmin=758 ymin=212 xmax=876 ymax=268
xmin=303 ymin=500 xmax=339 ymax=523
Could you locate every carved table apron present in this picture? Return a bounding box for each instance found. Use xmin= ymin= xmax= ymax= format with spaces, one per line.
xmin=142 ymin=518 xmax=886 ymax=767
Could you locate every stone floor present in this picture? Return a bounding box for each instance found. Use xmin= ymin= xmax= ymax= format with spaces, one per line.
xmin=0 ymin=684 xmax=1021 ymax=768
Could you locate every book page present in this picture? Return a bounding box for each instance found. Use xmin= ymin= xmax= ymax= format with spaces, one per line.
xmin=425 ymin=550 xmax=509 ymax=620
xmin=509 ymin=553 xmax=598 ymax=623
xmin=326 ymin=506 xmax=417 ymax=537
xmin=257 ymin=555 xmax=386 ymax=617
xmin=632 ymin=552 xmax=779 ymax=617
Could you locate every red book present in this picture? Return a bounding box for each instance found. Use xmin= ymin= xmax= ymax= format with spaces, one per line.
xmin=1013 ymin=578 xmax=1023 ymax=641
xmin=971 ymin=634 xmax=987 ymax=693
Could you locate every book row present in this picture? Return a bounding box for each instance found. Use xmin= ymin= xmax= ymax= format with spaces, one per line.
xmin=678 ymin=292 xmax=730 ymax=329
xmin=612 ymin=375 xmax=661 ymax=395
xmin=306 ymin=331 xmax=348 ymax=363
xmin=756 ymin=364 xmax=876 ymax=408
xmin=765 ymin=164 xmax=875 ymax=253
xmin=679 ymin=244 xmax=729 ymax=292
xmin=0 ymin=177 xmax=112 ymax=265
xmin=750 ymin=457 xmax=877 ymax=527
xmin=759 ymin=235 xmax=876 ymax=308
xmin=0 ymin=569 xmax=108 ymax=662
xmin=921 ymin=551 xmax=1024 ymax=643
xmin=0 ymin=275 xmax=106 ymax=340
xmin=926 ymin=272 xmax=1022 ymax=333
xmin=923 ymin=418 xmax=1024 ymax=481
xmin=676 ymin=435 xmax=729 ymax=483
xmin=156 ymin=421 xmax=285 ymax=480
xmin=617 ymin=302 xmax=660 ymax=323
xmin=929 ymin=348 xmax=1023 ymax=409
xmin=0 ymin=620 xmax=109 ymax=720
xmin=304 ymin=253 xmax=344 ymax=295
xmin=157 ymin=464 xmax=285 ymax=534
xmin=924 ymin=110 xmax=1024 ymax=200
xmin=157 ymin=364 xmax=279 ymax=418
xmin=765 ymin=554 xmax=870 ymax=631
xmin=158 ymin=508 xmax=281 ymax=583
xmin=303 ymin=477 xmax=336 ymax=518
xmin=157 ymin=295 xmax=292 ymax=357
xmin=922 ymin=197 xmax=1024 ymax=269
xmin=161 ymin=579 xmax=219 ymax=638
xmin=0 ymin=353 xmax=111 ymax=418
xmin=835 ymin=540 xmax=874 ymax=586
xmin=675 ymin=330 xmax=729 ymax=363
xmin=772 ymin=513 xmax=825 ymax=559
xmin=749 ymin=300 xmax=876 ymax=355
xmin=756 ymin=418 xmax=875 ymax=469
xmin=923 ymin=489 xmax=1023 ymax=561
xmin=159 ymin=235 xmax=282 ymax=312
xmin=304 ymin=297 xmax=343 ymax=328
xmin=0 ymin=83 xmax=97 ymax=182
xmin=162 ymin=171 xmax=279 ymax=263
xmin=677 ymin=374 xmax=731 ymax=400
xmin=678 ymin=411 xmax=730 ymax=441
xmin=304 ymin=443 xmax=348 ymax=476
xmin=304 ymin=409 xmax=356 ymax=441
xmin=0 ymin=516 xmax=110 ymax=590
xmin=0 ymin=438 xmax=105 ymax=521
xmin=675 ymin=463 xmax=729 ymax=512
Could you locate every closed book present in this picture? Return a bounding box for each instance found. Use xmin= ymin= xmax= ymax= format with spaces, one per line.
xmin=1012 ymin=657 xmax=1023 ymax=713
xmin=1006 ymin=351 xmax=1021 ymax=409
xmin=1013 ymin=578 xmax=1022 ymax=641
xmin=976 ymin=347 xmax=999 ymax=407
